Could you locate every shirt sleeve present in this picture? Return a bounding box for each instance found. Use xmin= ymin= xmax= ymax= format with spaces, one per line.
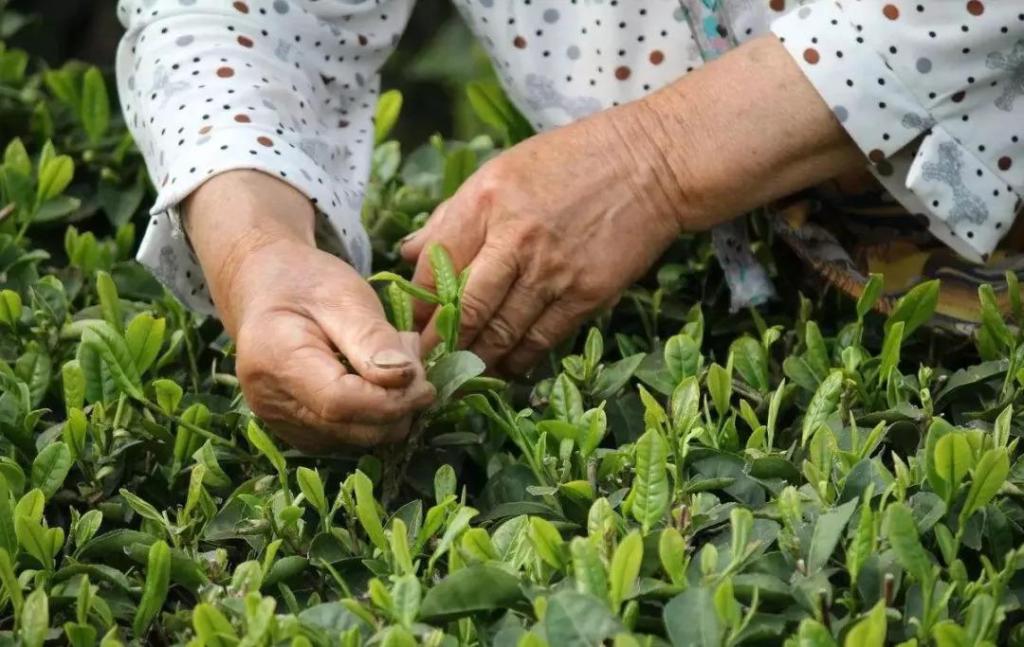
xmin=772 ymin=1 xmax=1024 ymax=263
xmin=115 ymin=0 xmax=414 ymax=314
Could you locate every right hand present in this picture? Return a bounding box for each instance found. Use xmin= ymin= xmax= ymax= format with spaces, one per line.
xmin=184 ymin=171 xmax=435 ymax=452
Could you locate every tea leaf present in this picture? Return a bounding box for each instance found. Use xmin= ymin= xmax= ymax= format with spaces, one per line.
xmin=801 ymin=370 xmax=843 ymax=446
xmin=959 ymin=449 xmax=1009 ymax=525
xmin=133 ymin=540 xmax=170 ymax=637
xmin=31 ymin=441 xmax=71 ymax=500
xmin=631 ymin=429 xmax=669 ymax=534
xmin=885 ymin=279 xmax=940 ymax=338
xmin=608 ymin=531 xmax=642 ymax=613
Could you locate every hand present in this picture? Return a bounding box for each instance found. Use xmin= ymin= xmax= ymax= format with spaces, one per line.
xmin=402 ymin=36 xmax=864 ymax=375
xmin=401 ymin=104 xmax=686 ymax=376
xmin=185 ymin=171 xmax=434 ymax=452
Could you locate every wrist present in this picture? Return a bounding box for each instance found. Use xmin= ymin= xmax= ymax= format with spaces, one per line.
xmin=182 ymin=171 xmax=318 ymax=330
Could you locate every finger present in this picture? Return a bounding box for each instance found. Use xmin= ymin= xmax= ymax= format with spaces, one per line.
xmin=420 ymin=242 xmax=519 ymax=353
xmin=500 ymin=300 xmax=590 ymax=376
xmin=313 ymin=292 xmax=420 ymax=389
xmin=468 ymin=280 xmax=553 ymax=368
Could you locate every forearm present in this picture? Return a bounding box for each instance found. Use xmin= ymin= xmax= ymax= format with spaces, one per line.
xmin=626 ymin=35 xmax=864 ymax=231
xmin=183 ymin=171 xmax=315 ymax=333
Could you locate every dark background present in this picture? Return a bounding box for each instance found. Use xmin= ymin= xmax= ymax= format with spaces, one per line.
xmin=7 ymin=0 xmax=494 ymax=147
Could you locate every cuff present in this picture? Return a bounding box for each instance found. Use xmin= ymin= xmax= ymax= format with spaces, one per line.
xmin=771 ymin=1 xmax=1021 ymax=261
xmin=136 ymin=126 xmax=371 ymax=315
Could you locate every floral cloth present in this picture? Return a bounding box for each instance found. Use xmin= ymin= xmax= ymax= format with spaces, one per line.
xmin=115 ymin=0 xmax=1024 ymax=316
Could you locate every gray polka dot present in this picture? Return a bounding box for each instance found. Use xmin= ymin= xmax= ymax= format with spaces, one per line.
xmin=798 ymin=6 xmax=812 ymax=18
xmin=833 ymin=106 xmax=849 ymax=123
xmin=175 ymin=35 xmax=194 ymax=47
xmin=479 ymin=0 xmax=493 ymax=7
xmin=178 ymin=0 xmax=196 ymax=4
xmin=543 ymin=9 xmax=559 ymax=23
xmin=273 ymin=0 xmax=289 ymax=14
xmin=916 ymin=57 xmax=932 ymax=73
xmin=673 ymin=8 xmax=686 ymax=21
xmin=567 ymin=45 xmax=580 ymax=60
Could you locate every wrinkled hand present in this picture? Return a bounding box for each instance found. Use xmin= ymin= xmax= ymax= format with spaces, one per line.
xmin=401 ymin=104 xmax=687 ymax=375
xmin=186 ymin=171 xmax=434 ymax=452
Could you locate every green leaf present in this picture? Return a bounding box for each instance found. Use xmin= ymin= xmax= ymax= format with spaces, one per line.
xmin=807 ymin=498 xmax=858 ymax=573
xmin=801 ymin=370 xmax=843 ymax=446
xmin=61 ymin=360 xmax=85 ymax=411
xmin=124 ymin=313 xmax=165 ymax=375
xmin=353 ymin=470 xmax=387 ymax=552
xmin=886 ymin=502 xmax=933 ymax=587
xmin=844 ymin=600 xmax=887 ymax=647
xmin=21 ymin=589 xmax=48 ymax=647
xmin=426 ymin=350 xmax=485 ymax=405
xmin=428 ymin=243 xmax=459 ymax=304
xmin=385 ymin=282 xmax=414 ymax=332
xmin=419 ymin=564 xmax=524 ymax=621
xmin=706 ymin=362 xmax=732 ymax=418
xmin=79 ymin=321 xmax=142 ymax=399
xmin=0 ymin=289 xmax=22 ymax=328
xmin=80 ymin=67 xmax=110 ymax=144
xmin=368 ymin=272 xmax=442 ymax=305
xmin=664 ymin=587 xmax=721 ymax=647
xmin=885 ymin=279 xmax=940 ymax=338
xmin=730 ymin=336 xmax=769 ymax=392
xmin=153 ymin=379 xmax=183 ymax=416
xmin=665 ymin=334 xmax=701 ymax=383
xmin=805 ymin=321 xmax=831 ymax=378
xmin=466 ymin=80 xmax=534 ymax=144
xmin=933 ymin=432 xmax=972 ymax=502
xmin=133 ymin=540 xmax=170 ymax=637
xmin=591 ymin=353 xmax=645 ymax=401
xmin=296 ymin=467 xmax=327 ymax=516
xmin=570 ymin=537 xmax=608 ymax=599
xmin=545 ymin=590 xmax=624 ymax=647
xmin=631 ymin=429 xmax=669 ymax=534
xmin=3 ymin=138 xmax=30 ymax=175
xmin=246 ymin=420 xmax=286 ymax=478
xmin=31 ymin=442 xmax=71 ymax=500
xmin=374 ymin=89 xmax=402 ymax=144
xmin=959 ymin=448 xmax=1009 ymax=525
xmin=608 ymin=531 xmax=643 ymax=613
xmin=441 ymin=148 xmax=477 ymax=199
xmin=192 ymin=603 xmax=238 ymax=647
xmin=877 ymin=321 xmax=904 ymax=386
xmin=36 ymin=154 xmax=74 ymax=204
xmin=551 ymin=373 xmax=585 ymax=423
xmin=528 ymin=516 xmax=566 ymax=569
xmin=857 ymin=273 xmax=884 ymax=320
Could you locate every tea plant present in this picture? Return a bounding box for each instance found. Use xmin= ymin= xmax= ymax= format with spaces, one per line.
xmin=1 ymin=27 xmax=1024 ymax=647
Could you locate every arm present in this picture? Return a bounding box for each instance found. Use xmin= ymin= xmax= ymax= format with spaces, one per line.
xmin=116 ymin=0 xmax=433 ymax=450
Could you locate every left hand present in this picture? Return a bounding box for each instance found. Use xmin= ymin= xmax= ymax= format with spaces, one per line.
xmin=400 ymin=102 xmax=689 ymax=376
xmin=402 ymin=35 xmax=865 ymax=376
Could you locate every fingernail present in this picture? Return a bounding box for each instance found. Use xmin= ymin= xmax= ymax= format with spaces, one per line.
xmin=399 ymin=231 xmax=419 ymax=245
xmin=371 ymin=349 xmax=413 ymax=369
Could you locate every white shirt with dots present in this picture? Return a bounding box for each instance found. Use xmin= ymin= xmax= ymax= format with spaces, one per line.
xmin=115 ymin=0 xmax=1024 ymax=314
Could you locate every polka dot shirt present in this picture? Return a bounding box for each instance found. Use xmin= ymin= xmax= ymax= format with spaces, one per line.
xmin=115 ymin=0 xmax=1024 ymax=314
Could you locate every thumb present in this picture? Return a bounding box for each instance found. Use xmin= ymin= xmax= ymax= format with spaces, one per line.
xmin=315 ymin=301 xmax=422 ymax=390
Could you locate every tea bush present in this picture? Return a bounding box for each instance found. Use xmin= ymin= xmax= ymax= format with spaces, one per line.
xmin=1 ymin=31 xmax=1024 ymax=647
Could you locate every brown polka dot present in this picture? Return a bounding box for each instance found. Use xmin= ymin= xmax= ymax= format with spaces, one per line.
xmin=216 ymin=67 xmax=235 ymax=78
xmin=769 ymin=0 xmax=785 ymax=11
xmin=882 ymin=4 xmax=900 ymax=19
xmin=237 ymin=36 xmax=253 ymax=48
xmin=966 ymin=0 xmax=984 ymax=15
xmin=513 ymin=36 xmax=527 ymax=49
xmin=649 ymin=50 xmax=665 ymax=65
xmin=615 ymin=66 xmax=631 ymax=81
xmin=952 ymin=90 xmax=966 ymax=103
xmin=868 ymin=149 xmax=886 ymax=164
xmin=234 ymin=114 xmax=251 ymax=123
xmin=257 ymin=136 xmax=273 ymax=147
xmin=998 ymin=156 xmax=1013 ymax=171
xmin=803 ymin=48 xmax=820 ymax=64
xmin=876 ymin=160 xmax=894 ymax=177
xmin=199 ymin=126 xmax=212 ymax=134
xmin=357 ymin=34 xmax=368 ymax=46
xmin=232 ymin=1 xmax=249 ymax=13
